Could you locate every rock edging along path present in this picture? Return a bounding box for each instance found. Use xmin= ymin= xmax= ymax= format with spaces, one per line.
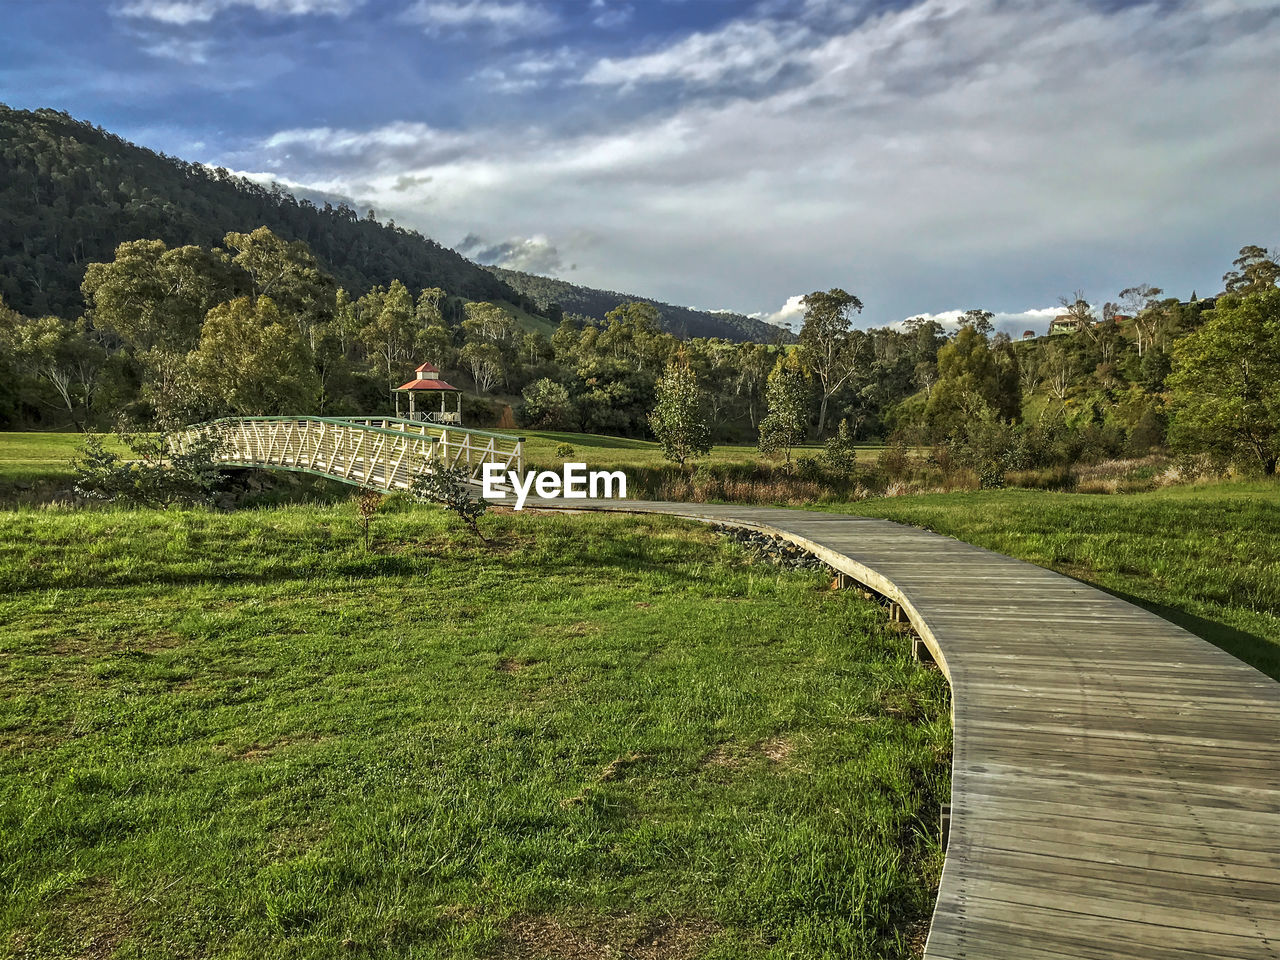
xmin=525 ymin=496 xmax=1280 ymax=960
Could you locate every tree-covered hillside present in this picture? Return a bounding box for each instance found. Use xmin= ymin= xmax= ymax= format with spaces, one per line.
xmin=0 ymin=105 xmax=521 ymax=319
xmin=0 ymin=104 xmax=779 ymax=344
xmin=486 ymin=265 xmax=790 ymax=343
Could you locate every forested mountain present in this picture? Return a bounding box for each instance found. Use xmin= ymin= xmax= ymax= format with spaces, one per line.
xmin=0 ymin=104 xmax=777 ymax=343
xmin=487 ymin=265 xmax=789 ymax=342
xmin=0 ymin=105 xmax=519 ymax=319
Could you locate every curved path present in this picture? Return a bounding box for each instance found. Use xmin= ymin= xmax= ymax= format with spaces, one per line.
xmin=524 ymin=497 xmax=1280 ymax=960
xmin=193 ymin=418 xmax=1280 ymax=958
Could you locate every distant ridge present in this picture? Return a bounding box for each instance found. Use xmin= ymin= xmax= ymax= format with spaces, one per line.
xmin=485 ymin=264 xmax=790 ymax=342
xmin=0 ymin=104 xmax=783 ymax=343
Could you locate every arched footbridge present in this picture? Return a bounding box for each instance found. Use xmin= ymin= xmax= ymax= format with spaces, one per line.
xmin=188 ymin=416 xmax=1280 ymax=959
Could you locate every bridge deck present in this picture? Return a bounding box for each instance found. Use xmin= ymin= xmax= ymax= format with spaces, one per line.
xmin=525 ymin=498 xmax=1280 ymax=960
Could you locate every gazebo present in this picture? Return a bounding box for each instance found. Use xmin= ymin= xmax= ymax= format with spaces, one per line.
xmin=395 ymin=362 xmax=463 ymax=425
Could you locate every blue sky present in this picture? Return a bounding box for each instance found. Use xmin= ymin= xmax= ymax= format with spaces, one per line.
xmin=3 ymin=0 xmax=1279 ymax=332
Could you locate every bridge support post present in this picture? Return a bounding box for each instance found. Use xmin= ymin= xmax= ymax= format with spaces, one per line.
xmin=912 ymin=637 xmax=936 ymax=665
xmin=940 ymin=803 xmax=951 ymax=848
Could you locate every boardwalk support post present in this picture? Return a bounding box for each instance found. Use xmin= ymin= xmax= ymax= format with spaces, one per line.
xmin=940 ymin=804 xmax=951 ymax=848
xmin=912 ymin=637 xmax=935 ymax=665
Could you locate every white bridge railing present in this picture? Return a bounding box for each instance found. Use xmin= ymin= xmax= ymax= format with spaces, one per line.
xmin=181 ymin=416 xmax=524 ymax=493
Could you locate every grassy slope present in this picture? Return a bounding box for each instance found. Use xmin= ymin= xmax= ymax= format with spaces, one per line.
xmin=842 ymin=482 xmax=1280 ymax=680
xmin=0 ymin=505 xmax=948 ymax=960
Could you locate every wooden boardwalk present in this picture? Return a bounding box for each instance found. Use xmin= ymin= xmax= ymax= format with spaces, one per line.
xmin=525 ymin=497 xmax=1280 ymax=960
xmin=188 ymin=419 xmax=1280 ymax=957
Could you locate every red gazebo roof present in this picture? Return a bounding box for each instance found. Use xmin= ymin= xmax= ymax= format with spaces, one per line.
xmin=414 ymin=362 xmax=439 ymax=374
xmin=396 ymin=377 xmax=458 ymax=391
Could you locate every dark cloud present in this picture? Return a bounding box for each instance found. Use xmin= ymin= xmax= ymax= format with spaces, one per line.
xmin=457 ymin=233 xmax=564 ymax=274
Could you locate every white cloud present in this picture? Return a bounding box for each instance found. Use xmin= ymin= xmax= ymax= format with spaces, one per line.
xmin=583 ymin=20 xmax=808 ymax=88
xmin=898 ymin=307 xmax=1062 ymax=338
xmin=234 ymin=0 xmax=1280 ymax=323
xmin=750 ymin=294 xmax=808 ymax=329
xmin=403 ymin=0 xmax=556 ymax=37
xmin=473 ymin=46 xmax=580 ymax=91
xmin=142 ymin=37 xmax=213 ymax=62
xmin=117 ymin=0 xmax=362 ymax=23
xmin=590 ymin=0 xmax=632 ymax=30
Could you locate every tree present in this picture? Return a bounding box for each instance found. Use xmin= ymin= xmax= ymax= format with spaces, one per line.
xmin=360 ymin=280 xmax=419 ymax=401
xmin=734 ymin=342 xmax=774 ymax=428
xmin=461 ymin=301 xmax=516 ymax=344
xmin=82 ymin=239 xmax=233 ymax=355
xmin=648 ymin=352 xmax=711 ymax=468
xmin=958 ymin=308 xmax=995 ymax=338
xmin=521 ymin=377 xmax=574 ymax=429
xmin=758 ymin=353 xmax=810 ymax=466
xmin=798 ymin=288 xmax=864 ymax=436
xmin=924 ymin=325 xmax=1020 ymax=435
xmin=459 ymin=341 xmax=504 ymax=394
xmin=1041 ymin=341 xmax=1075 ymax=406
xmin=1057 ymin=291 xmax=1097 ymax=341
xmin=823 ymin=418 xmax=858 ymax=471
xmin=1222 ymin=245 xmax=1280 ymax=297
xmin=1168 ymin=290 xmax=1280 ymax=474
xmin=3 ymin=312 xmax=105 ymax=430
xmin=224 ymin=226 xmax=334 ymax=331
xmin=190 ymin=296 xmax=318 ymax=416
xmin=1119 ymin=284 xmax=1163 ymax=356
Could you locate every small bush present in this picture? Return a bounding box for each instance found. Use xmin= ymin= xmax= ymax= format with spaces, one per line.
xmin=73 ymin=427 xmax=227 ymax=509
xmin=411 ymin=456 xmax=490 ymax=540
xmin=554 ymin=443 xmax=576 ymax=458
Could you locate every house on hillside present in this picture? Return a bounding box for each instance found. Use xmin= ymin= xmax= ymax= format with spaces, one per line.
xmin=1048 ymin=314 xmax=1131 ymax=336
xmin=1022 ymin=330 xmax=1036 ymax=340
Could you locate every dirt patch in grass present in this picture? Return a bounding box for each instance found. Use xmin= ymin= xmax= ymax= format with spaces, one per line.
xmin=757 ymin=736 xmax=793 ymax=764
xmin=17 ymin=877 xmax=136 ymax=960
xmin=497 ymin=914 xmax=719 ymax=960
xmin=700 ymin=744 xmax=742 ymax=770
xmin=227 ymin=735 xmax=325 ymax=761
xmin=496 ymin=657 xmax=538 ymax=674
xmin=50 ymin=630 xmax=184 ymax=657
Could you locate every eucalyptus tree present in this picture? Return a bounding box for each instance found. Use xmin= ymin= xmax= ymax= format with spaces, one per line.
xmin=798 ymin=287 xmax=864 ymax=436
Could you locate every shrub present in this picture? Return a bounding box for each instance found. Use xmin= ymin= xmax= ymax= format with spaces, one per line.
xmin=521 ymin=378 xmax=575 ymax=430
xmin=73 ymin=426 xmax=227 ymax=509
xmin=411 ymin=456 xmax=490 ymax=540
xmin=823 ymin=419 xmax=859 ymax=472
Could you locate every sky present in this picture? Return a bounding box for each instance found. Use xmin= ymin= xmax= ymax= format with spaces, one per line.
xmin=3 ymin=0 xmax=1279 ymax=334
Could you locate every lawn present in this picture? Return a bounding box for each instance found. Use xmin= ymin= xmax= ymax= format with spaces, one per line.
xmin=0 ymin=432 xmax=121 ymax=489
xmin=844 ymin=481 xmax=1280 ymax=681
xmin=0 ymin=504 xmax=949 ymax=959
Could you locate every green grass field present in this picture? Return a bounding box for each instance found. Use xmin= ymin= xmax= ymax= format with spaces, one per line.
xmin=0 ymin=432 xmax=111 ymax=486
xmin=845 ymin=482 xmax=1280 ymax=681
xmin=0 ymin=504 xmax=949 ymax=959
